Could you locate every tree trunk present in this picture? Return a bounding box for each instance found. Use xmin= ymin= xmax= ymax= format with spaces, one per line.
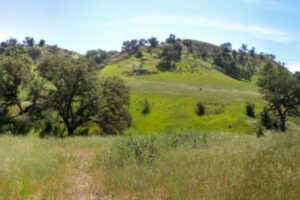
xmin=67 ymin=126 xmax=75 ymax=136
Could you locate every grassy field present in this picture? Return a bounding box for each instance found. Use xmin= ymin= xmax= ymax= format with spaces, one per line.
xmin=100 ymin=52 xmax=266 ymax=134
xmin=1 ymin=130 xmax=300 ymax=200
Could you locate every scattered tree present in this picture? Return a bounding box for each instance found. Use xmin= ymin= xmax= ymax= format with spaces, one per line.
xmin=249 ymin=47 xmax=256 ymax=57
xmin=86 ymin=49 xmax=108 ymax=64
xmin=166 ymin=34 xmax=176 ymax=44
xmin=39 ymin=39 xmax=46 ymax=47
xmin=157 ymin=43 xmax=182 ymax=71
xmin=6 ymin=38 xmax=18 ymax=47
xmin=220 ymin=42 xmax=232 ymax=53
xmin=23 ymin=37 xmax=35 ymax=47
xmin=239 ymin=44 xmax=248 ymax=54
xmin=148 ymin=37 xmax=159 ymax=48
xmin=122 ymin=39 xmax=139 ymax=55
xmin=258 ymin=66 xmax=300 ymax=132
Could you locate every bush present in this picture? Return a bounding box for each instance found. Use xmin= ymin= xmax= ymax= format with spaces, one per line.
xmin=196 ymin=102 xmax=206 ymax=116
xmin=108 ymin=133 xmax=208 ymax=167
xmin=135 ymin=51 xmax=143 ymax=59
xmin=246 ymin=102 xmax=255 ymax=118
xmin=27 ymin=48 xmax=41 ymax=60
xmin=261 ymin=107 xmax=274 ymax=129
xmin=12 ymin=116 xmax=32 ymax=135
xmin=141 ymin=99 xmax=150 ymax=115
xmin=256 ymin=125 xmax=264 ymax=138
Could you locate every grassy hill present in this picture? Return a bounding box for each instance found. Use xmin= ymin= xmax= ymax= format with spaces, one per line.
xmin=0 ymin=37 xmax=298 ymax=135
xmin=100 ymin=48 xmax=265 ymax=134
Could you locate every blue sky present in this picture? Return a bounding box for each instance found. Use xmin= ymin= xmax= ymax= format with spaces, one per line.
xmin=0 ymin=0 xmax=299 ymax=71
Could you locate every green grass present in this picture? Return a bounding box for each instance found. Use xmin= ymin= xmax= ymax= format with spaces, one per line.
xmin=100 ymin=52 xmax=266 ymax=134
xmin=93 ymin=131 xmax=300 ymax=200
xmin=1 ymin=131 xmax=300 ymax=199
xmin=0 ymin=135 xmax=111 ymax=200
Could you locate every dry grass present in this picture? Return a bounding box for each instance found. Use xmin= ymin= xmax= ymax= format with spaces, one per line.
xmin=93 ymin=132 xmax=300 ymax=200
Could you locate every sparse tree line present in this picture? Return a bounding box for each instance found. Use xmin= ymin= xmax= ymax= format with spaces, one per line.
xmin=121 ymin=34 xmax=279 ymax=80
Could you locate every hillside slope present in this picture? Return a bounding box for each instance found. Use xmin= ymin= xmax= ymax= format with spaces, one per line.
xmin=1 ymin=38 xmax=296 ymax=135
xmin=100 ymin=48 xmax=265 ymax=134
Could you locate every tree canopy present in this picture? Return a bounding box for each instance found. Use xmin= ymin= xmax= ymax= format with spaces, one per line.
xmin=258 ymin=65 xmax=300 ymax=131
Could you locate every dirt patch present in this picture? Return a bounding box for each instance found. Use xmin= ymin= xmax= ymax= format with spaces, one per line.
xmin=61 ymin=151 xmax=109 ymax=200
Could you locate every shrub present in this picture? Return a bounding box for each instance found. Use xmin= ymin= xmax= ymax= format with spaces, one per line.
xmin=141 ymin=99 xmax=150 ymax=115
xmin=256 ymin=125 xmax=264 ymax=138
xmin=110 ymin=135 xmax=159 ymax=167
xmin=135 ymin=51 xmax=143 ymax=59
xmin=12 ymin=116 xmax=32 ymax=135
xmin=246 ymin=102 xmax=255 ymax=118
xmin=196 ymin=102 xmax=206 ymax=116
xmin=108 ymin=133 xmax=208 ymax=168
xmin=27 ymin=48 xmax=41 ymax=60
xmin=261 ymin=107 xmax=274 ymax=129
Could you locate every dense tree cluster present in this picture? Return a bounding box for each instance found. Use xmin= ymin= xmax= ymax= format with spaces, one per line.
xmin=157 ymin=42 xmax=182 ymax=71
xmin=0 ymin=38 xmax=131 ymax=136
xmin=213 ymin=43 xmax=256 ymax=80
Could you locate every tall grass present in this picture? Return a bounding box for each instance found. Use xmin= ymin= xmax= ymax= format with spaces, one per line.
xmin=0 ymin=136 xmax=68 ymax=199
xmin=0 ymin=135 xmax=112 ymax=200
xmin=93 ymin=132 xmax=300 ymax=199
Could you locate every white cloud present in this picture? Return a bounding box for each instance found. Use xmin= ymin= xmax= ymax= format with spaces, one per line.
xmin=286 ymin=62 xmax=300 ymax=72
xmin=101 ymin=14 xmax=297 ymax=43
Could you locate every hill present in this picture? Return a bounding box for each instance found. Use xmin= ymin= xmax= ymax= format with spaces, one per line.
xmin=97 ymin=37 xmax=284 ymax=134
xmin=0 ymin=36 xmax=298 ymax=135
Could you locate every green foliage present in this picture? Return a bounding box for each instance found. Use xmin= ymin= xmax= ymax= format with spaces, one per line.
xmin=141 ymin=99 xmax=150 ymax=115
xmin=165 ymin=34 xmax=177 ymax=44
xmin=260 ymin=106 xmax=276 ymax=130
xmin=256 ymin=125 xmax=264 ymax=138
xmin=122 ymin=39 xmax=139 ymax=55
xmin=98 ymin=76 xmax=132 ymax=135
xmin=11 ymin=115 xmax=33 ymax=135
xmin=246 ymin=102 xmax=255 ymax=118
xmin=23 ymin=37 xmax=35 ymax=47
xmin=148 ymin=37 xmax=159 ymax=48
xmin=0 ymin=56 xmax=38 ymax=116
xmin=157 ymin=43 xmax=182 ymax=71
xmin=135 ymin=50 xmax=143 ymax=59
xmin=27 ymin=48 xmax=41 ymax=60
xmin=38 ymin=39 xmax=46 ymax=47
xmin=108 ymin=133 xmax=207 ymax=167
xmin=214 ymin=44 xmax=255 ymax=80
xmin=258 ymin=65 xmax=300 ymax=131
xmin=37 ymin=56 xmax=103 ymax=136
xmin=86 ymin=49 xmax=108 ymax=64
xmin=196 ymin=102 xmax=206 ymax=116
xmin=220 ymin=42 xmax=232 ymax=53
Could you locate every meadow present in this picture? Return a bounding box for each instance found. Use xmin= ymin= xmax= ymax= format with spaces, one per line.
xmin=1 ymin=130 xmax=300 ymax=200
